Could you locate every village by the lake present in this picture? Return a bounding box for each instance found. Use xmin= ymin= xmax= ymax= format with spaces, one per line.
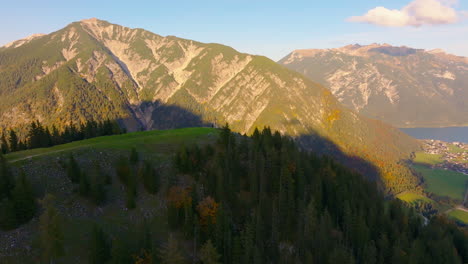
xmin=420 ymin=139 xmax=468 ymax=175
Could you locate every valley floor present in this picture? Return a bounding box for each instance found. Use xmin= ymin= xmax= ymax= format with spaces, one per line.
xmin=401 ymin=139 xmax=468 ymax=224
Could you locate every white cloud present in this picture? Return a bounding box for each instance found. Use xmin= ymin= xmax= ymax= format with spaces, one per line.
xmin=348 ymin=0 xmax=465 ymax=27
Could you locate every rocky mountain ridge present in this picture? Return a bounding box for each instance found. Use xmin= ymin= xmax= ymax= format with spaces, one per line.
xmin=280 ymin=44 xmax=468 ymax=127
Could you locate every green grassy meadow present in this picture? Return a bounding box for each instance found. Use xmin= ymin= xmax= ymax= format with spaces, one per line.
xmin=412 ymin=164 xmax=468 ymax=201
xmin=5 ymin=127 xmax=218 ymax=163
xmin=396 ymin=192 xmax=434 ymax=205
xmin=413 ymin=152 xmax=444 ymax=166
xmin=448 ymin=209 xmax=468 ymax=224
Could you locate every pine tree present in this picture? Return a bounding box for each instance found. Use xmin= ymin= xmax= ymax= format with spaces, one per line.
xmin=51 ymin=125 xmax=61 ymax=146
xmin=39 ymin=194 xmax=64 ymax=263
xmin=328 ymin=246 xmax=355 ymax=264
xmin=130 ymin=148 xmax=139 ymax=165
xmin=125 ymin=186 xmax=136 ymax=209
xmin=89 ymin=225 xmax=111 ymax=264
xmin=110 ymin=235 xmax=132 ymax=264
xmin=90 ymin=175 xmax=106 ymax=205
xmin=141 ymin=161 xmax=159 ymax=194
xmin=200 ymin=240 xmax=222 ymax=264
xmin=1 ymin=133 xmax=9 ymax=154
xmin=67 ymin=154 xmax=81 ymax=183
xmin=42 ymin=127 xmax=52 ymax=148
xmin=303 ymin=199 xmax=317 ymax=249
xmin=0 ymin=154 xmax=14 ymax=200
xmin=0 ymin=198 xmax=17 ymax=230
xmin=17 ymin=140 xmax=27 ymax=151
xmin=27 ymin=121 xmax=39 ymax=149
xmin=218 ymin=123 xmax=231 ymax=149
xmin=158 ymin=236 xmax=187 ymax=264
xmin=89 ymin=163 xmax=107 ymax=205
xmin=183 ymin=200 xmax=194 ymax=238
xmin=116 ymin=156 xmax=131 ymax=186
xmin=231 ymin=235 xmax=243 ymax=264
xmin=79 ymin=171 xmax=90 ymax=196
xmin=12 ymin=172 xmax=36 ymax=224
xmin=8 ymin=130 xmax=18 ymax=152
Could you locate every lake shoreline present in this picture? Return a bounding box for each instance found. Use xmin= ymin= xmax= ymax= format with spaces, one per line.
xmin=400 ymin=127 xmax=468 ymax=143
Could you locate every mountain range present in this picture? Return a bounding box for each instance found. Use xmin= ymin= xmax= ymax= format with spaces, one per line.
xmin=279 ymin=44 xmax=468 ymax=128
xmin=0 ymin=18 xmax=420 ymax=193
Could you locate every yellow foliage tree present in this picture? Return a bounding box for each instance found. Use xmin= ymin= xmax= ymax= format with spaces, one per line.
xmin=197 ymin=196 xmax=219 ymax=226
xmin=167 ymin=186 xmax=192 ymax=209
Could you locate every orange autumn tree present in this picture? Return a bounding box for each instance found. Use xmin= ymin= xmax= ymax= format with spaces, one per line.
xmin=197 ymin=196 xmax=219 ymax=226
xmin=167 ymin=186 xmax=192 ymax=209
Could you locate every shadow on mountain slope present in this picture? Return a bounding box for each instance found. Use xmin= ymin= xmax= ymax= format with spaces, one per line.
xmin=118 ymin=100 xmax=215 ymax=132
xmin=121 ymin=101 xmax=384 ymax=190
xmin=297 ymin=133 xmax=383 ymax=189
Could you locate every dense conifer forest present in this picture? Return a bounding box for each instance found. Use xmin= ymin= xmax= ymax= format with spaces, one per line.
xmin=1 ymin=125 xmax=466 ymax=263
xmin=0 ymin=119 xmax=124 ymax=154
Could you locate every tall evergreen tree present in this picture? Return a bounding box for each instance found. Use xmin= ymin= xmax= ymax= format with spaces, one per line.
xmin=0 ymin=154 xmax=14 ymax=200
xmin=141 ymin=161 xmax=159 ymax=194
xmin=125 ymin=186 xmax=136 ymax=209
xmin=130 ymin=148 xmax=139 ymax=165
xmin=0 ymin=198 xmax=17 ymax=230
xmin=39 ymin=194 xmax=64 ymax=263
xmin=110 ymin=235 xmax=133 ymax=264
xmin=66 ymin=154 xmax=81 ymax=183
xmin=8 ymin=130 xmax=18 ymax=152
xmin=116 ymin=156 xmax=131 ymax=186
xmin=12 ymin=172 xmax=36 ymax=224
xmin=79 ymin=171 xmax=90 ymax=197
xmin=51 ymin=125 xmax=61 ymax=146
xmin=158 ymin=236 xmax=187 ymax=264
xmin=1 ymin=133 xmax=9 ymax=154
xmin=27 ymin=121 xmax=40 ymax=149
xmin=200 ymin=240 xmax=222 ymax=264
xmin=89 ymin=225 xmax=111 ymax=264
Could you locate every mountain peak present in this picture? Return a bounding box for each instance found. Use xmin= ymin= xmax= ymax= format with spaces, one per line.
xmin=79 ymin=18 xmax=112 ymax=28
xmin=80 ymin=17 xmax=101 ymax=23
xmin=428 ymin=48 xmax=446 ymax=54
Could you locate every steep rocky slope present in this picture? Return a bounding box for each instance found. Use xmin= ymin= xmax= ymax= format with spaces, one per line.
xmin=279 ymin=44 xmax=468 ymax=127
xmin=0 ymin=19 xmax=420 ymax=193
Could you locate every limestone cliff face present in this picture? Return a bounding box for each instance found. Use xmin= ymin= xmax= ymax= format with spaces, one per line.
xmin=0 ymin=19 xmax=420 ymax=193
xmin=280 ymin=44 xmax=468 ymax=127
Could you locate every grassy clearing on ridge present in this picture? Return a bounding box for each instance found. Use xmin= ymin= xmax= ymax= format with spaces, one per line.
xmin=5 ymin=127 xmax=218 ymax=163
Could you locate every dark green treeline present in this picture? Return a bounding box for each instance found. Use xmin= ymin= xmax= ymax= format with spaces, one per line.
xmin=0 ymin=119 xmax=124 ymax=154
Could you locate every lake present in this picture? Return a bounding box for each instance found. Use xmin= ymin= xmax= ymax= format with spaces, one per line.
xmin=400 ymin=127 xmax=468 ymax=143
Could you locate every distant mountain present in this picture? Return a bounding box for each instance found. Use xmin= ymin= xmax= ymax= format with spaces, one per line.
xmin=279 ymin=44 xmax=468 ymax=128
xmin=0 ymin=19 xmax=419 ymax=193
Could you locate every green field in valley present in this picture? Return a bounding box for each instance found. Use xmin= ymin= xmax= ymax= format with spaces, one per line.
xmin=5 ymin=127 xmax=218 ymax=163
xmin=413 ymin=152 xmax=444 ymax=165
xmin=448 ymin=209 xmax=468 ymax=224
xmin=396 ymin=192 xmax=434 ymax=205
xmin=412 ymin=164 xmax=468 ymax=201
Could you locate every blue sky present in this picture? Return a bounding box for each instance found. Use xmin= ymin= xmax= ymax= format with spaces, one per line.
xmin=1 ymin=0 xmax=467 ymax=60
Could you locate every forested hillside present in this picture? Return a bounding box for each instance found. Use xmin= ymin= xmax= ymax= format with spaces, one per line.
xmin=0 ymin=127 xmax=466 ymax=263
